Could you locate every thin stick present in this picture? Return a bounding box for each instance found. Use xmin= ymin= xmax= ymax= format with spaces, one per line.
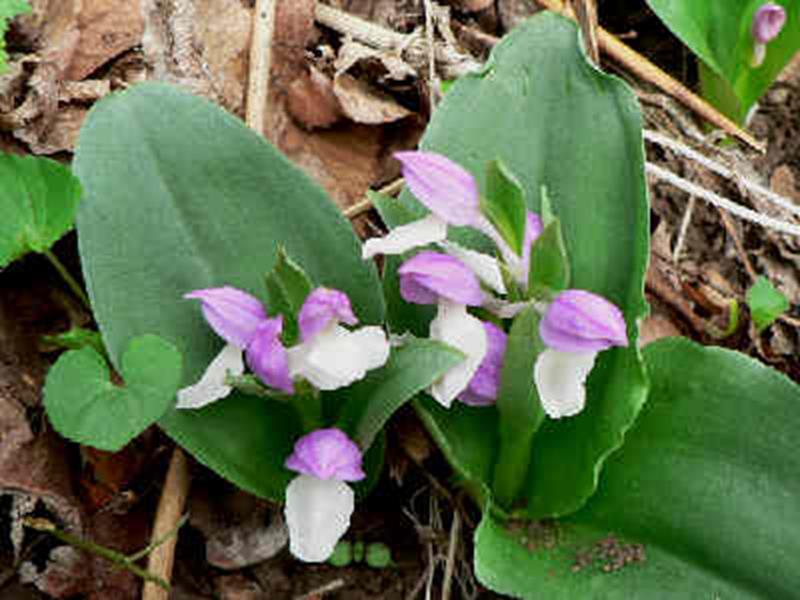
xmin=423 ymin=0 xmax=439 ymax=107
xmin=343 ymin=178 xmax=405 ymax=219
xmin=42 ymin=249 xmax=91 ymax=309
xmin=571 ymin=0 xmax=599 ymax=65
xmin=24 ymin=518 xmax=170 ymax=590
xmin=672 ymin=195 xmax=696 ymax=262
xmin=646 ymin=162 xmax=800 ymax=237
xmin=644 ymin=129 xmax=800 ymax=219
xmin=534 ymin=0 xmax=764 ymax=152
xmin=142 ymin=449 xmax=191 ymax=600
xmin=246 ymin=0 xmax=277 ymax=135
xmin=440 ymin=510 xmax=460 ymax=600
xmin=294 ymin=578 xmax=346 ymax=600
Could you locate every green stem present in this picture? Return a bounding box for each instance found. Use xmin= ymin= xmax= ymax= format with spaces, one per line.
xmin=43 ymin=249 xmax=91 ymax=309
xmin=290 ymin=391 xmax=323 ymax=432
xmin=127 ymin=513 xmax=189 ymax=563
xmin=24 ymin=518 xmax=170 ymax=591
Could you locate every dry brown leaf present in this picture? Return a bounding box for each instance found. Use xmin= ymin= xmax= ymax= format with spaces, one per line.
xmin=286 ymin=67 xmax=343 ymax=130
xmin=639 ymin=314 xmax=682 ymax=347
xmin=65 ymin=0 xmax=145 ymax=81
xmin=333 ymin=73 xmax=412 ymax=124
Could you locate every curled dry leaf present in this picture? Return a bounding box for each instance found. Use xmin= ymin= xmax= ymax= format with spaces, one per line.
xmin=287 ymin=66 xmax=343 ymax=130
xmin=333 ymin=73 xmax=412 ymax=125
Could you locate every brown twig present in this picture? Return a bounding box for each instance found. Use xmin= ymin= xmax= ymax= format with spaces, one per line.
xmin=534 ymin=0 xmax=764 ymax=152
xmin=571 ymin=0 xmax=599 ymax=65
xmin=246 ymin=0 xmax=277 ymax=136
xmin=142 ymin=449 xmax=191 ymax=600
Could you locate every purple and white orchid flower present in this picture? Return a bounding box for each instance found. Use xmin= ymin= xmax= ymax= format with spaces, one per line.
xmin=176 ymin=286 xmax=284 ymax=409
xmin=177 ymin=286 xmax=390 ymax=408
xmin=284 ymin=428 xmax=365 ymax=562
xmin=398 ymin=251 xmax=491 ymax=407
xmin=534 ymin=289 xmax=628 ymax=418
xmin=751 ymin=3 xmax=786 ymax=67
xmin=287 ymin=288 xmax=390 ymax=390
xmin=458 ymin=321 xmax=507 ymax=406
xmin=362 ymin=151 xmax=543 ymax=291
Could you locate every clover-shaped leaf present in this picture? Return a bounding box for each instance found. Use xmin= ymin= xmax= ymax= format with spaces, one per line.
xmin=0 ymin=152 xmax=82 ymax=268
xmin=44 ymin=334 xmax=182 ymax=451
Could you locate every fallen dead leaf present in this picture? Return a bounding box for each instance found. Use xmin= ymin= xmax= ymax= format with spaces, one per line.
xmin=286 ymin=67 xmax=343 ymax=130
xmin=333 ymin=73 xmax=412 ymax=124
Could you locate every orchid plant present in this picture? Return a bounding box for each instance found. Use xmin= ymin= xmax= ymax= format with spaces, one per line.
xmin=645 ymin=0 xmax=798 ymax=123
xmin=39 ymin=11 xmax=800 ymax=600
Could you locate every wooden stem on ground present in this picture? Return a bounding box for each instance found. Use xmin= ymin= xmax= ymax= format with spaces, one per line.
xmin=534 ymin=0 xmax=764 ymax=151
xmin=142 ymin=449 xmax=191 ymax=600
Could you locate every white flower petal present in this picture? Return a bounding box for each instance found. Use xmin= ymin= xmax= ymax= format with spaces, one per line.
xmin=288 ymin=325 xmax=389 ymax=391
xmin=362 ymin=214 xmax=447 ymax=260
xmin=284 ymin=475 xmax=354 ymax=562
xmin=439 ymin=240 xmax=506 ymax=295
xmin=176 ymin=344 xmax=244 ymax=409
xmin=483 ymin=297 xmax=530 ymax=319
xmin=428 ymin=301 xmax=488 ymax=408
xmin=533 ymin=348 xmax=598 ymax=419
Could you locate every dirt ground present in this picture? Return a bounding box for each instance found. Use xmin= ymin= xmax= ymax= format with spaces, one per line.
xmin=1 ymin=1 xmax=799 ymax=598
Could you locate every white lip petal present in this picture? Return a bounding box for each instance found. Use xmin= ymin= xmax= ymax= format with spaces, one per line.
xmin=439 ymin=240 xmax=507 ymax=295
xmin=533 ymin=348 xmax=598 ymax=419
xmin=176 ymin=343 xmax=244 ymax=409
xmin=428 ymin=301 xmax=487 ymax=408
xmin=284 ymin=475 xmax=354 ymax=563
xmin=288 ymin=325 xmax=390 ymax=391
xmin=362 ymin=214 xmax=448 ymax=260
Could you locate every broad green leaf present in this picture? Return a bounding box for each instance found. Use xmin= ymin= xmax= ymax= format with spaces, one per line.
xmin=527 ymin=218 xmax=570 ymax=297
xmin=0 ymin=153 xmax=82 ymax=268
xmin=410 ymin=13 xmax=650 ymax=517
xmin=646 ymin=0 xmax=800 ymax=121
xmin=482 ymin=159 xmax=527 ymax=256
xmin=746 ymin=275 xmax=789 ymax=332
xmin=491 ymin=306 xmax=544 ymax=509
xmin=0 ymin=0 xmax=29 ymax=74
xmin=264 ymin=247 xmax=313 ymax=344
xmin=475 ymin=337 xmax=800 ymax=598
xmin=43 ymin=334 xmax=182 ymax=451
xmin=74 ymin=83 xmax=384 ymax=500
xmin=334 ymin=338 xmax=464 ymax=450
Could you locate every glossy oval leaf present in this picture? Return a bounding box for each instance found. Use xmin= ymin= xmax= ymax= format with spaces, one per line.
xmin=73 ymin=83 xmax=385 ymax=500
xmin=409 ymin=13 xmax=650 ymax=517
xmin=646 ymin=0 xmax=800 ymax=121
xmin=475 ymin=337 xmax=800 ymax=598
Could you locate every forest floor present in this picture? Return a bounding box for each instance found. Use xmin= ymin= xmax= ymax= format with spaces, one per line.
xmin=1 ymin=1 xmax=799 ymax=598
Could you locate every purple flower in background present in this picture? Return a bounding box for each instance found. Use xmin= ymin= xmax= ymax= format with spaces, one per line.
xmin=397 ymin=251 xmax=489 ymax=408
xmin=534 ymin=290 xmax=628 ymax=419
xmin=284 ymin=429 xmax=365 ymax=562
xmin=287 ymin=288 xmax=390 ymax=390
xmin=458 ymin=322 xmax=507 ymax=406
xmin=752 ymin=3 xmax=787 ymax=67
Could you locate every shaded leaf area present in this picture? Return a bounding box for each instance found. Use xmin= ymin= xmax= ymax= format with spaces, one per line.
xmin=399 ymin=13 xmax=650 ymax=517
xmin=0 ymin=153 xmax=82 ymax=267
xmin=73 ymin=83 xmax=385 ymax=500
xmin=646 ymin=0 xmax=800 ymax=120
xmin=476 ymin=337 xmax=800 ymax=599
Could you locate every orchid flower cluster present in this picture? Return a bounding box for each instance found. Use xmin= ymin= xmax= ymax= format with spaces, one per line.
xmin=175 ymin=150 xmax=629 ymax=565
xmin=363 ymin=151 xmax=629 ymax=418
xmin=751 ymin=3 xmax=786 ymax=68
xmin=176 ymin=285 xmax=388 ymax=562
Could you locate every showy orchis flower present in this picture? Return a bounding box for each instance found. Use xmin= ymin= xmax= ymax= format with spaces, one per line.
xmin=752 ymin=3 xmax=787 ymax=67
xmin=458 ymin=321 xmax=507 ymax=406
xmin=176 ymin=286 xmax=274 ymax=409
xmin=284 ymin=428 xmax=365 ymax=562
xmin=363 ymin=151 xmax=543 ymax=294
xmin=534 ymin=290 xmax=628 ymax=418
xmin=177 ymin=286 xmax=390 ymax=408
xmin=399 ymin=252 xmax=489 ymax=408
xmin=287 ymin=288 xmax=390 ymax=390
